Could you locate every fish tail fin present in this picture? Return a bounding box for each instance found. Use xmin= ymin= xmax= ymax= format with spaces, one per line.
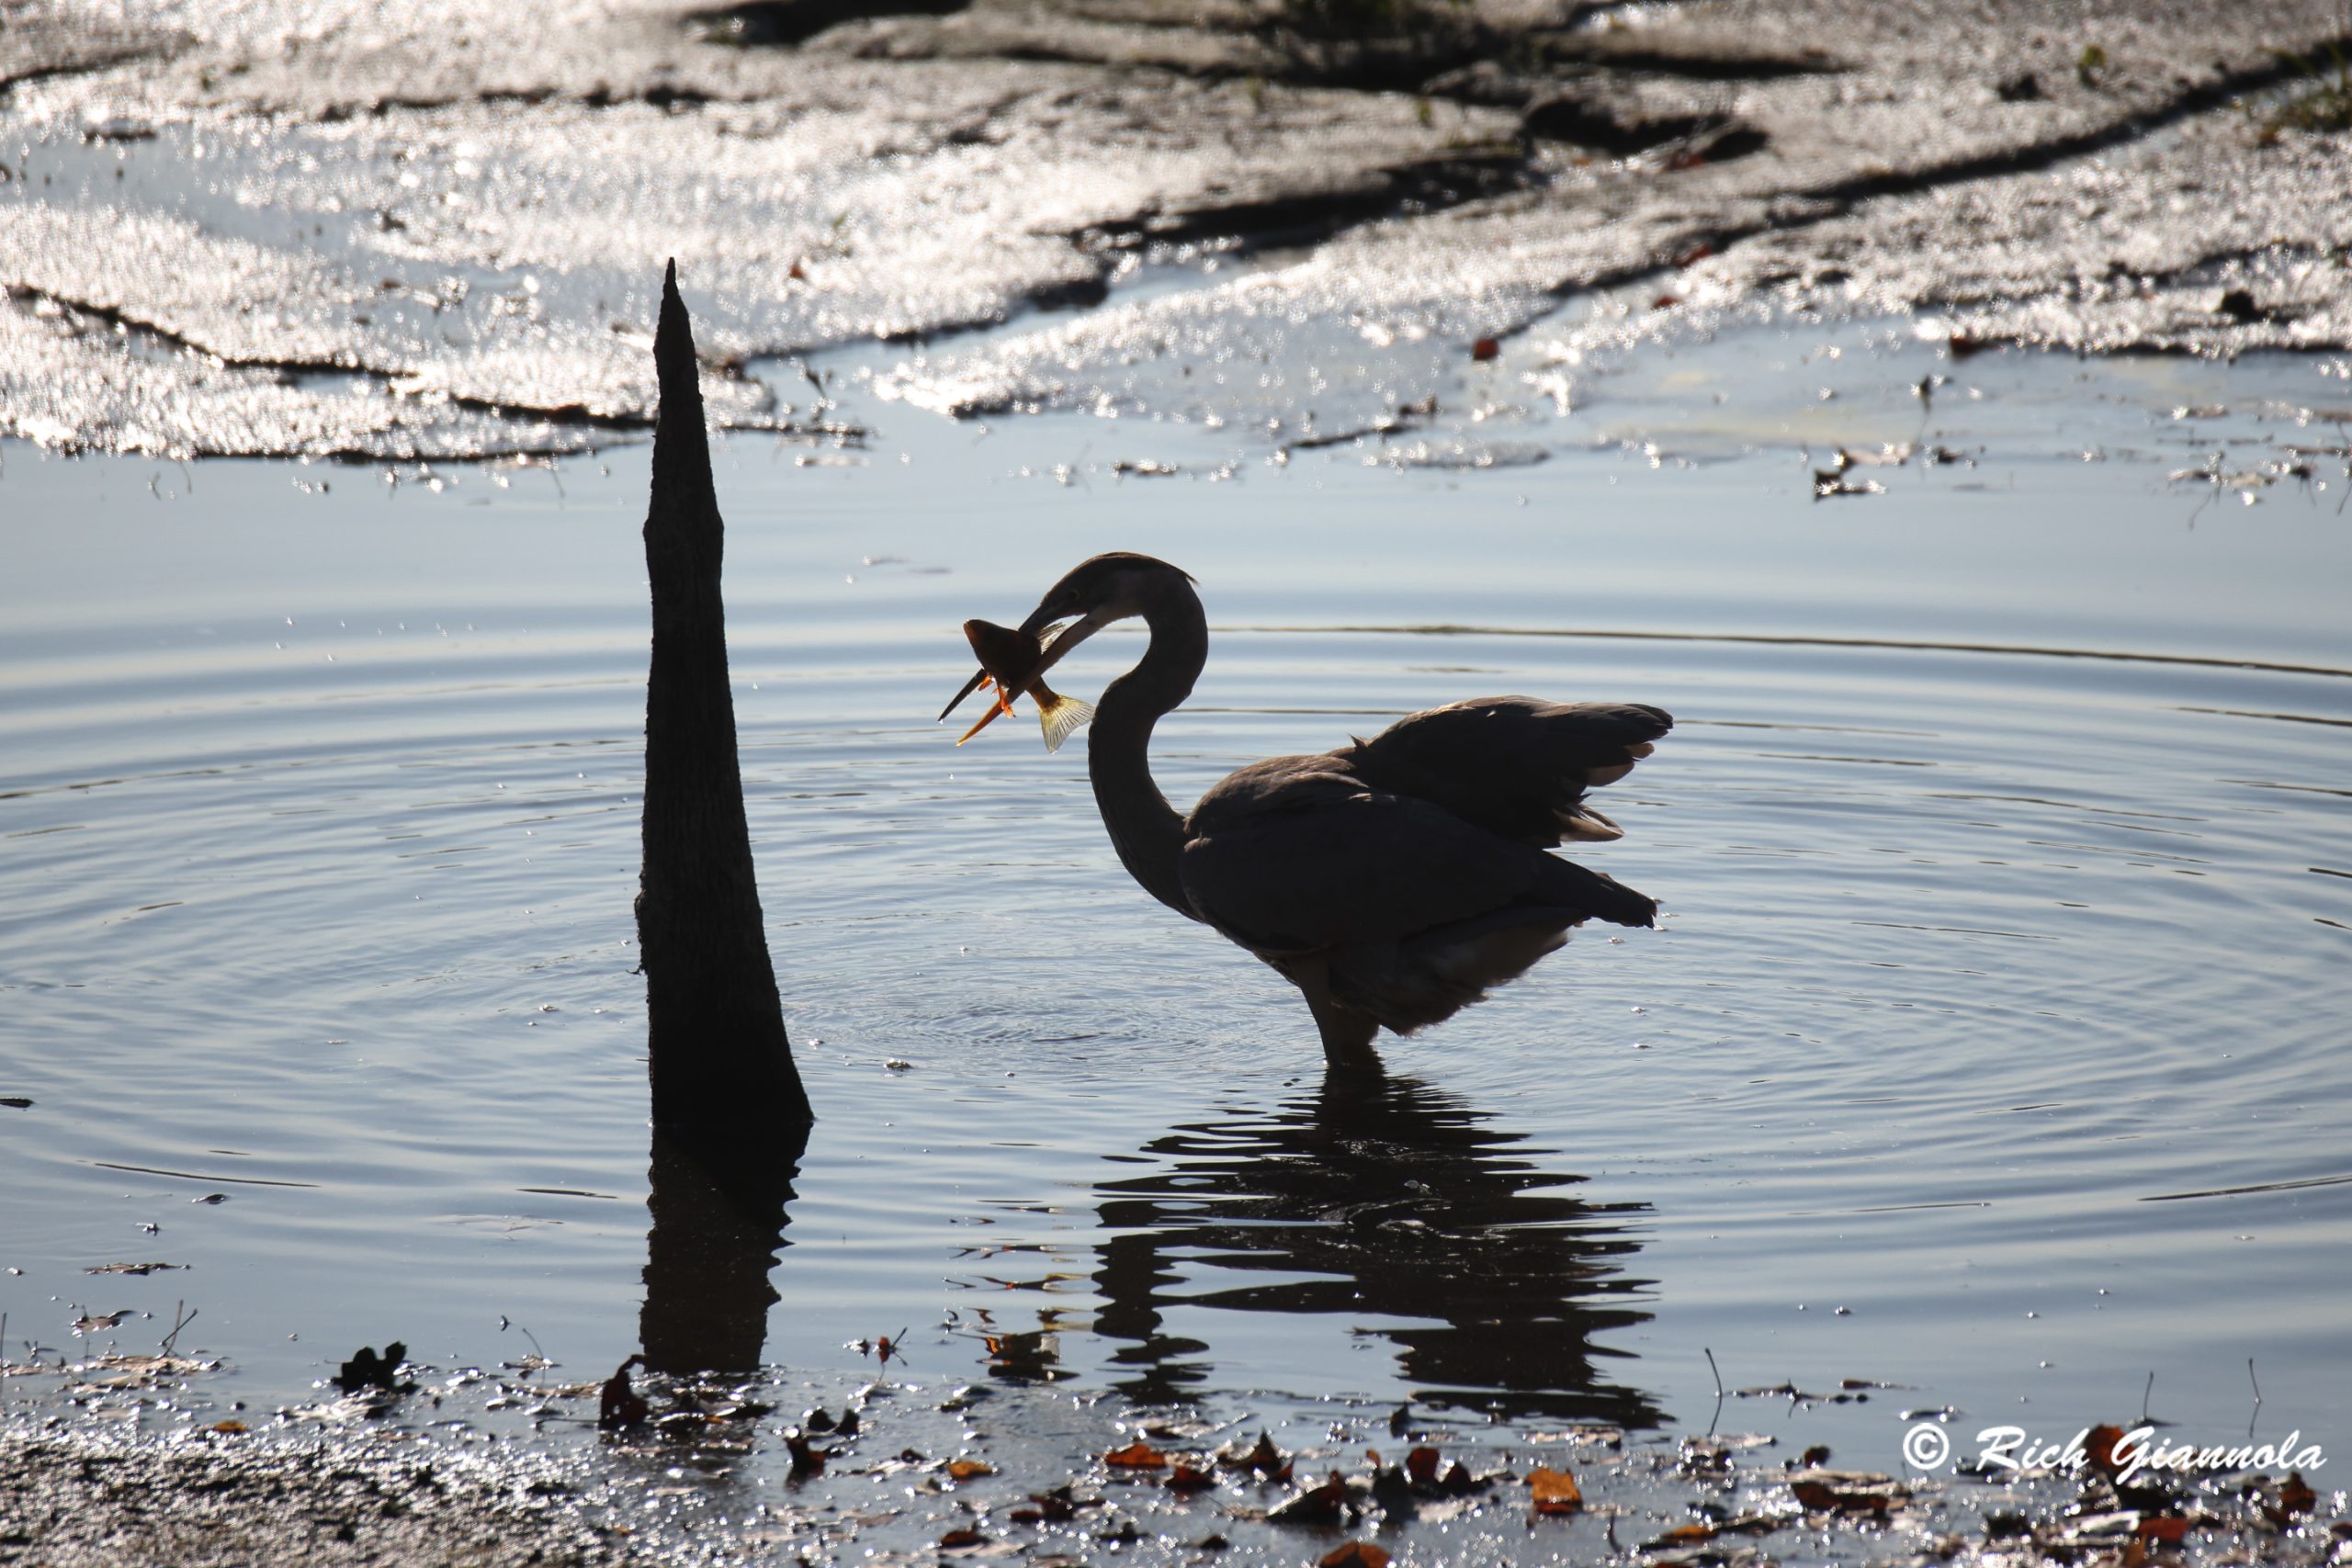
xmin=1039 ymin=693 xmax=1096 ymax=754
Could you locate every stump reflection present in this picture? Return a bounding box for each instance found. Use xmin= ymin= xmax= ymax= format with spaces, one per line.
xmin=639 ymin=1126 xmax=805 ymax=1375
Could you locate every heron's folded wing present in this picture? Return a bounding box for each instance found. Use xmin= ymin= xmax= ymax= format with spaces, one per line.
xmin=1347 ymin=695 xmax=1672 ymax=847
xmin=1181 ymin=758 xmax=1652 ymax=954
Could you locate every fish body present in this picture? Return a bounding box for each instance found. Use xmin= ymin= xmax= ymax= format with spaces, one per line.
xmin=956 ymin=619 xmax=1095 ymax=752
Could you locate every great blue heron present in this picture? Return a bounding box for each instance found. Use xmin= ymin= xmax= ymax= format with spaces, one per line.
xmin=942 ymin=552 xmax=1670 ymax=1066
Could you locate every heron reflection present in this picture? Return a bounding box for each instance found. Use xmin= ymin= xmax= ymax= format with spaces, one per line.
xmin=1086 ymin=1067 xmax=1661 ymax=1426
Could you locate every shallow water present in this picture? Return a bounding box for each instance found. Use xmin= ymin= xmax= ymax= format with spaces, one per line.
xmin=4 ymin=323 xmax=2350 ymax=1477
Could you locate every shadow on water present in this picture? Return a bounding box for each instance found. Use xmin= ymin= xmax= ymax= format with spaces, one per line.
xmin=1087 ymin=1067 xmax=1663 ymax=1427
xmin=639 ymin=1126 xmax=807 ymax=1375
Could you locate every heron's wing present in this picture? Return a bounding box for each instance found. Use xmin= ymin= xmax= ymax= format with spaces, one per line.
xmin=1181 ymin=756 xmax=1654 ymax=955
xmin=1346 ymin=695 xmax=1672 ymax=847
xmin=1183 ymin=756 xmax=1655 ymax=1038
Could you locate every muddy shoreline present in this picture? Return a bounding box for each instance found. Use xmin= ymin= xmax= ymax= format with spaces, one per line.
xmin=4 ymin=0 xmax=2349 ymax=457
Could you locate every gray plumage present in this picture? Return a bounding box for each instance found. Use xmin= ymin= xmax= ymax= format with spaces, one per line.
xmin=954 ymin=552 xmax=1670 ymax=1066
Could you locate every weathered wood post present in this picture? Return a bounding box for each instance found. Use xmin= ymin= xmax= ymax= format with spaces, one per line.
xmin=636 ymin=259 xmax=812 ymax=1131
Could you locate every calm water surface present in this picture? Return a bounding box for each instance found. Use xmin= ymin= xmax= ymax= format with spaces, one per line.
xmin=4 ymin=327 xmax=2349 ymax=1472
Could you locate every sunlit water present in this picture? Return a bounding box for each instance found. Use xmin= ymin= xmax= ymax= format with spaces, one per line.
xmin=4 ymin=323 xmax=2350 ymax=1478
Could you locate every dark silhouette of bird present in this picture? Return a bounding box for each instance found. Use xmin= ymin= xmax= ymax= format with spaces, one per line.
xmin=942 ymin=553 xmax=1669 ymax=1065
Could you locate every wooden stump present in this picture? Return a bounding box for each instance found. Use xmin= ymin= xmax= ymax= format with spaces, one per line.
xmin=636 ymin=259 xmax=812 ymax=1132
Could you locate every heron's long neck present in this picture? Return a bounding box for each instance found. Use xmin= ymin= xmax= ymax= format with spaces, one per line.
xmin=1089 ymin=583 xmax=1207 ymax=921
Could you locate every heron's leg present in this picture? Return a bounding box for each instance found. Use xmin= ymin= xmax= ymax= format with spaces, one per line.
xmin=1288 ymin=953 xmax=1383 ymax=1069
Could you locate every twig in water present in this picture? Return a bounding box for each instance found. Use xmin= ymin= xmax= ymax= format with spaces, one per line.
xmin=2248 ymin=1357 xmax=2263 ymax=1440
xmin=1704 ymin=1347 xmax=1725 ymax=1438
xmin=161 ymin=1301 xmax=197 ymax=1357
xmin=499 ymin=1314 xmax=550 ymax=1371
xmin=2142 ymin=1370 xmax=2154 ymax=1426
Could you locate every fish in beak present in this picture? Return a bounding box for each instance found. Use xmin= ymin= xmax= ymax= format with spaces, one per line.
xmin=938 ymin=615 xmax=1098 ymax=752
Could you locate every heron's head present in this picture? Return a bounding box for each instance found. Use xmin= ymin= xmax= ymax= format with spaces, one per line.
xmin=938 ymin=553 xmax=1195 ymax=741
xmin=1015 ymin=552 xmax=1192 ymax=643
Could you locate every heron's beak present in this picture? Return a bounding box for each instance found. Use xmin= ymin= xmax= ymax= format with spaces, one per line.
xmin=1017 ymin=607 xmax=1103 ymax=675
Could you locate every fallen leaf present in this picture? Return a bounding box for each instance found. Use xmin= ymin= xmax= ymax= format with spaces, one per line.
xmin=1801 ymin=1444 xmax=1831 ymax=1467
xmin=2137 ymin=1516 xmax=2191 ymax=1544
xmin=938 ymin=1527 xmax=987 ymax=1549
xmin=336 ymin=1342 xmax=411 ymax=1395
xmin=1529 ymin=1466 xmax=1582 ymax=1515
xmin=209 ymin=1420 xmax=247 ymax=1435
xmin=1792 ymin=1470 xmax=1898 ymax=1513
xmin=597 ymin=1354 xmax=647 ymax=1429
xmin=1219 ymin=1430 xmax=1287 ymax=1475
xmin=1404 ymin=1446 xmax=1441 ymax=1485
xmin=1104 ymin=1441 xmax=1168 ymax=1469
xmin=947 ymin=1459 xmax=996 ymax=1481
xmin=1165 ymin=1464 xmax=1216 ymax=1492
xmin=2085 ymin=1425 xmax=2127 ymax=1480
xmin=85 ymin=1262 xmax=182 ymax=1276
xmin=1470 ymin=337 xmax=1500 ymax=362
xmin=1319 ymin=1543 xmax=1390 ymax=1568
xmin=2280 ymin=1472 xmax=2317 ymax=1517
xmin=1269 ymin=1472 xmax=1350 ymax=1523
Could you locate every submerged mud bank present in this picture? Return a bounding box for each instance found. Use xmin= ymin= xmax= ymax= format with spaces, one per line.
xmin=2 ymin=0 xmax=2348 ymax=457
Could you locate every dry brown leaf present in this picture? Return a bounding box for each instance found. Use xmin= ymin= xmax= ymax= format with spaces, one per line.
xmin=1220 ymin=1430 xmax=1287 ymax=1475
xmin=1269 ymin=1472 xmax=1350 ymax=1523
xmin=1792 ymin=1471 xmax=1894 ymax=1513
xmin=1529 ymin=1466 xmax=1582 ymax=1515
xmin=946 ymin=1459 xmax=995 ymax=1481
xmin=1319 ymin=1543 xmax=1390 ymax=1568
xmin=1105 ymin=1441 xmax=1167 ymax=1469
